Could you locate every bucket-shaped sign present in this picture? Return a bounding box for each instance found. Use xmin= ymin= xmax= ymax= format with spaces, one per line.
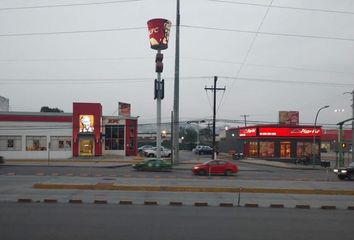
xmin=147 ymin=18 xmax=172 ymax=50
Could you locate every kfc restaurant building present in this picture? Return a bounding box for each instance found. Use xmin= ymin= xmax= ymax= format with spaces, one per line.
xmin=228 ymin=124 xmax=323 ymax=162
xmin=0 ymin=102 xmax=138 ymax=160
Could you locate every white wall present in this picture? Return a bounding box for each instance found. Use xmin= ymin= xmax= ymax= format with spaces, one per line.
xmin=0 ymin=121 xmax=72 ymax=160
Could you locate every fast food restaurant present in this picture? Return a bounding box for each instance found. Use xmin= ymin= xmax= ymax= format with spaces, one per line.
xmin=224 ymin=111 xmax=325 ymax=163
xmin=226 ymin=124 xmax=323 ymax=163
xmin=0 ymin=102 xmax=138 ymax=160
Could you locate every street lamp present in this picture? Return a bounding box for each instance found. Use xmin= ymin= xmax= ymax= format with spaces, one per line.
xmin=313 ymin=105 xmax=330 ymax=167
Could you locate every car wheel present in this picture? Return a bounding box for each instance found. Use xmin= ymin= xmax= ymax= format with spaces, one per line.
xmin=198 ymin=170 xmax=206 ymax=176
xmin=338 ymin=175 xmax=346 ymax=180
xmin=224 ymin=170 xmax=232 ymax=176
xmin=348 ymin=173 xmax=354 ymax=180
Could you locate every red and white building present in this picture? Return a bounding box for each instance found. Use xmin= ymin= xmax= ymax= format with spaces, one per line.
xmin=0 ymin=102 xmax=138 ymax=159
xmin=226 ymin=124 xmax=323 ymax=162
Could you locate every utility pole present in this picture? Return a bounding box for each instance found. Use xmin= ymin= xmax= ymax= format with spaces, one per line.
xmin=172 ymin=0 xmax=180 ymax=164
xmin=205 ymin=76 xmax=226 ymax=159
xmin=344 ymin=90 xmax=354 ymax=162
xmin=240 ymin=114 xmax=250 ymax=127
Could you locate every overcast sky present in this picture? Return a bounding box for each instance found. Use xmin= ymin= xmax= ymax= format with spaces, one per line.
xmin=0 ymin=0 xmax=353 ymax=127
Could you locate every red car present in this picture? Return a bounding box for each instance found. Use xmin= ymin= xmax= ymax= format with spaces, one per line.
xmin=192 ymin=160 xmax=238 ymax=176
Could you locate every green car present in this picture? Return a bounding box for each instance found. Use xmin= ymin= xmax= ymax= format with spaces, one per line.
xmin=132 ymin=159 xmax=172 ymax=171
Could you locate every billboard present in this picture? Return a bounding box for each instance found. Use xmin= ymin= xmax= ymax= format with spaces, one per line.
xmin=279 ymin=111 xmax=299 ymax=125
xmin=79 ymin=115 xmax=94 ymax=133
xmin=119 ymin=102 xmax=131 ymax=117
xmin=147 ymin=18 xmax=172 ymax=50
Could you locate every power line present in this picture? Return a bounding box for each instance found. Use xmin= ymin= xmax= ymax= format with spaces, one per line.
xmin=0 ymin=0 xmax=141 ymax=11
xmin=0 ymin=76 xmax=353 ymax=88
xmin=181 ymin=25 xmax=354 ymax=42
xmin=1 ymin=56 xmax=354 ymax=76
xmin=209 ymin=0 xmax=354 ymax=15
xmin=220 ymin=76 xmax=354 ymax=88
xmin=0 ymin=26 xmax=145 ymax=37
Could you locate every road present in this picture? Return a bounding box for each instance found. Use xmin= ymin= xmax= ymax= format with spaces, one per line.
xmin=1 ymin=175 xmax=353 ymax=208
xmin=0 ymin=202 xmax=352 ymax=240
xmin=0 ymin=160 xmax=338 ymax=182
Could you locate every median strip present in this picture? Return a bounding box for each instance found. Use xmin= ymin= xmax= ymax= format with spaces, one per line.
xmin=32 ymin=183 xmax=354 ymax=196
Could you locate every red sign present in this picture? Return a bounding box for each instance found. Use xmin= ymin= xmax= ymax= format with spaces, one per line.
xmin=147 ymin=18 xmax=171 ymax=50
xmin=259 ymin=128 xmax=321 ymax=137
xmin=279 ymin=111 xmax=299 ymax=125
xmin=239 ymin=128 xmax=257 ymax=137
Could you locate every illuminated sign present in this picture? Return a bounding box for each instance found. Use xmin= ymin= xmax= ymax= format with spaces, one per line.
xmin=239 ymin=128 xmax=257 ymax=137
xmin=79 ymin=115 xmax=94 ymax=133
xmin=259 ymin=128 xmax=321 ymax=137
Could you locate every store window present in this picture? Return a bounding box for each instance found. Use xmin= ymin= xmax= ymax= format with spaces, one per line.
xmin=0 ymin=136 xmax=22 ymax=151
xmin=249 ymin=141 xmax=258 ymax=157
xmin=26 ymin=136 xmax=47 ymax=151
xmin=259 ymin=142 xmax=275 ymax=158
xmin=105 ymin=125 xmax=124 ymax=150
xmin=50 ymin=136 xmax=71 ymax=151
xmin=297 ymin=142 xmax=315 ymax=157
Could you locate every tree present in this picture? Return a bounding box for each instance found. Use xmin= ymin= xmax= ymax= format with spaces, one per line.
xmin=40 ymin=106 xmax=64 ymax=112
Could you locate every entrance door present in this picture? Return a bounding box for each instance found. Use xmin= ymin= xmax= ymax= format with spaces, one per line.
xmin=79 ymin=138 xmax=94 ymax=156
xmin=280 ymin=142 xmax=291 ymax=158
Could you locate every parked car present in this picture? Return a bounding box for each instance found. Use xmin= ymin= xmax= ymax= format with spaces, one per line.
xmin=333 ymin=162 xmax=354 ymax=180
xmin=143 ymin=146 xmax=171 ymax=158
xmin=194 ymin=145 xmax=213 ymax=155
xmin=138 ymin=145 xmax=154 ymax=153
xmin=192 ymin=160 xmax=238 ymax=176
xmin=132 ymin=159 xmax=172 ymax=171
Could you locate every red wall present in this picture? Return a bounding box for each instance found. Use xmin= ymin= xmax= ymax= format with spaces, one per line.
xmin=125 ymin=119 xmax=138 ymax=156
xmin=72 ymin=102 xmax=102 ymax=156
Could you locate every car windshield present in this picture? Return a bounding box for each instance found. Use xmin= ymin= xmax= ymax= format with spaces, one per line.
xmin=349 ymin=162 xmax=354 ymax=167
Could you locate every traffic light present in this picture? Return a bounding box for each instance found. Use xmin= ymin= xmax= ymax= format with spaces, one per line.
xmin=341 ymin=143 xmax=347 ymax=149
xmin=155 ymin=53 xmax=163 ymax=73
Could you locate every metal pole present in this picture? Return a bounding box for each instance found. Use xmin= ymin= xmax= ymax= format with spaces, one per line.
xmin=351 ymin=90 xmax=354 ymax=162
xmin=338 ymin=124 xmax=344 ymax=167
xmin=156 ymin=49 xmax=162 ymax=159
xmin=313 ymin=105 xmax=329 ymax=167
xmin=212 ymin=76 xmax=217 ymax=159
xmin=171 ymin=111 xmax=174 ymax=164
xmin=172 ymin=0 xmax=180 ymax=164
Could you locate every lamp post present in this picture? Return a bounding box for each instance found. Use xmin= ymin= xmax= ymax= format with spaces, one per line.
xmin=313 ymin=105 xmax=329 ymax=167
xmin=147 ymin=18 xmax=172 ymax=160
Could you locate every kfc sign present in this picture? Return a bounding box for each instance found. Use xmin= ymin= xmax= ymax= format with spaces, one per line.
xmin=239 ymin=128 xmax=257 ymax=137
xmin=147 ymin=18 xmax=171 ymax=50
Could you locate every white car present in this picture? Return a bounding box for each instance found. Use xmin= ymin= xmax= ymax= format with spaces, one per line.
xmin=143 ymin=146 xmax=171 ymax=158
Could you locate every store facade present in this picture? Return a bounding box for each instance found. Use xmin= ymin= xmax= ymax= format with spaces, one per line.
xmin=0 ymin=102 xmax=138 ymax=159
xmin=226 ymin=124 xmax=323 ymax=163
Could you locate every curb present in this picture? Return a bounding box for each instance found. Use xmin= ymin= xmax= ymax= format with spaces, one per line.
xmin=32 ymin=183 xmax=354 ymax=196
xmin=11 ymin=199 xmax=354 ymax=210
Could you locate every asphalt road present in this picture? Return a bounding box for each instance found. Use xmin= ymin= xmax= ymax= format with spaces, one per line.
xmin=0 ymin=203 xmax=352 ymax=240
xmin=0 ymin=161 xmax=338 ymax=181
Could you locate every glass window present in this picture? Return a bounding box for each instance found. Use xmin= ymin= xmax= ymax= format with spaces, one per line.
xmin=26 ymin=136 xmax=47 ymax=151
xmin=50 ymin=136 xmax=71 ymax=151
xmin=259 ymin=142 xmax=275 ymax=158
xmin=0 ymin=136 xmax=22 ymax=151
xmin=297 ymin=142 xmax=315 ymax=157
xmin=105 ymin=125 xmax=125 ymax=150
xmin=249 ymin=141 xmax=258 ymax=157
xmin=118 ymin=125 xmax=125 ymax=150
